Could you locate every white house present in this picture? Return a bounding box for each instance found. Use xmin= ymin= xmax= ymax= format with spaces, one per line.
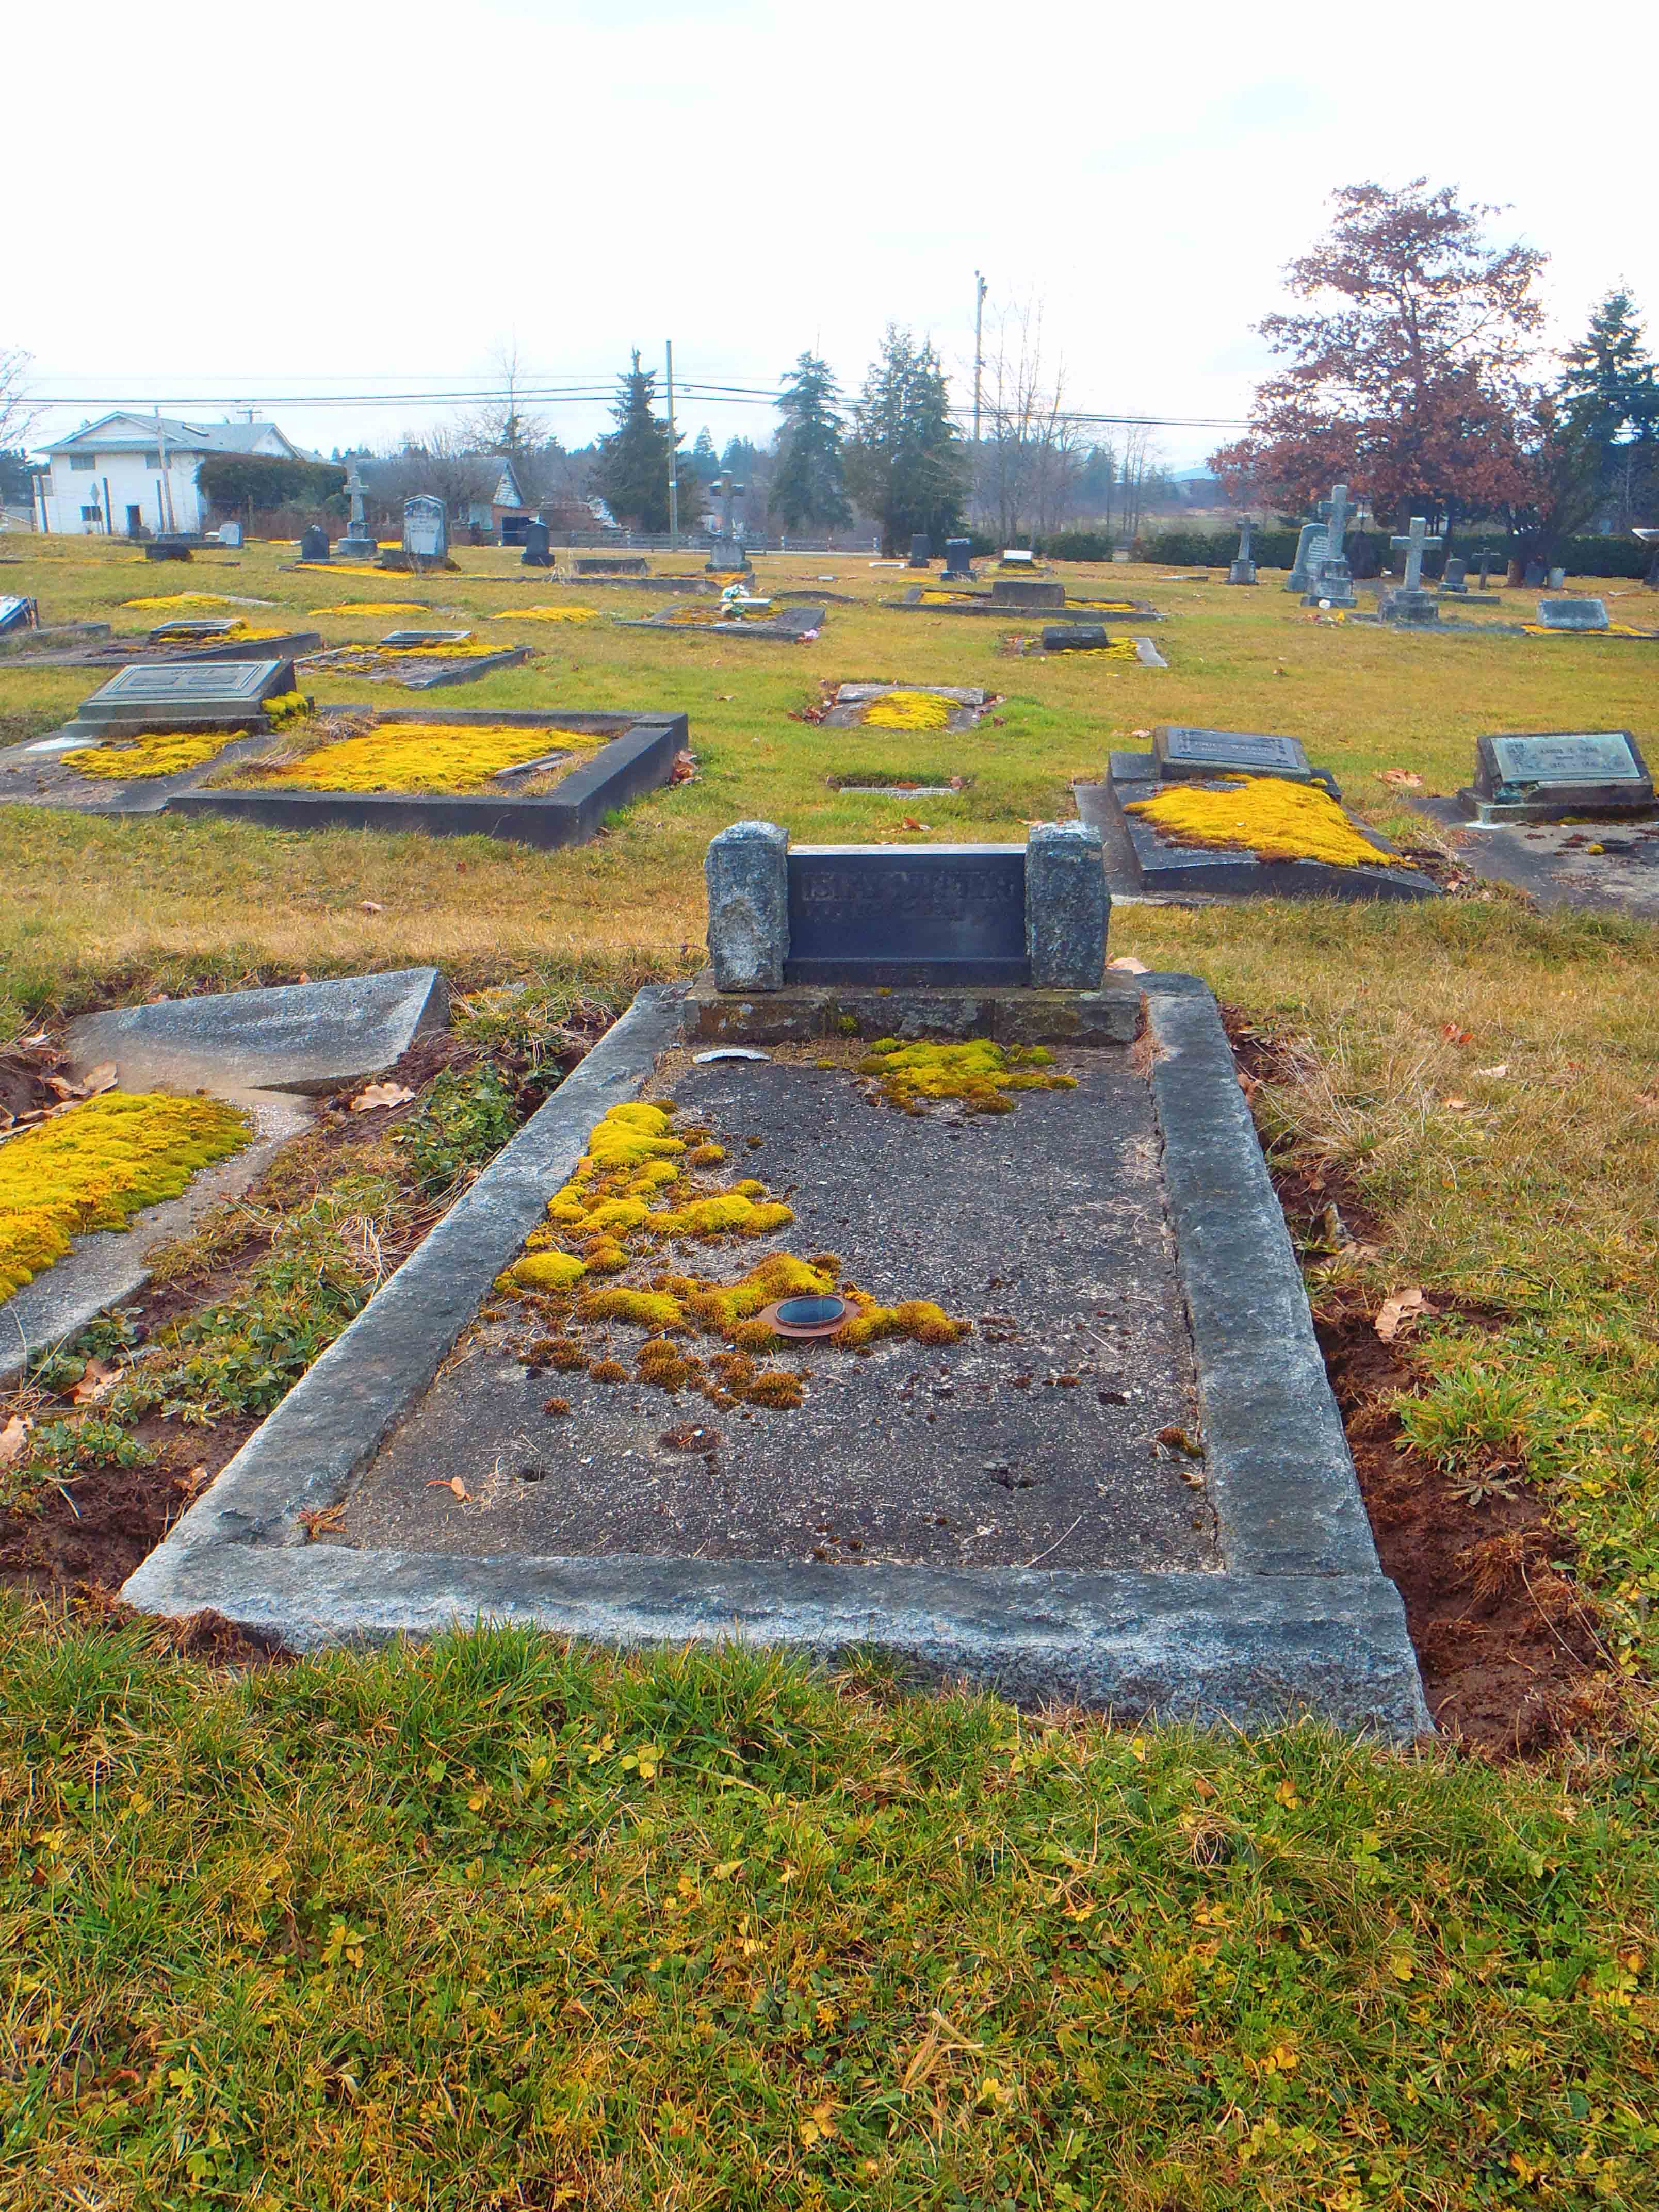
xmin=34 ymin=413 xmax=314 ymax=537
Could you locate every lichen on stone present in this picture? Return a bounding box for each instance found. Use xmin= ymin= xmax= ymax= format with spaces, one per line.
xmin=1126 ymin=778 xmax=1407 ymax=869
xmin=0 ymin=1092 xmax=250 ymax=1304
xmin=858 ymin=1038 xmax=1078 ymax=1114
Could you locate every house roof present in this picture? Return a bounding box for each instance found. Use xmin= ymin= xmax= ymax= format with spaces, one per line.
xmin=41 ymin=412 xmax=317 ymax=462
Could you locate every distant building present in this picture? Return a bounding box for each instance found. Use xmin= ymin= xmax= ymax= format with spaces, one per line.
xmin=35 ymin=413 xmax=313 ymax=536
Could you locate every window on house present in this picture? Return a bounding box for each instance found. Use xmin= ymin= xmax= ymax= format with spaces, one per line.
xmin=143 ymin=450 xmax=163 ymax=470
xmin=69 ymin=454 xmax=97 ymax=472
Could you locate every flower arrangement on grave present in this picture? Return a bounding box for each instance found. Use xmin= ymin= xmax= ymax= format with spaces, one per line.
xmin=0 ymin=1093 xmax=250 ymax=1303
xmin=859 ymin=690 xmax=953 ymax=732
xmin=238 ymin=720 xmax=606 ymax=795
xmin=494 ymin=1099 xmax=968 ymax=1404
xmin=495 ymin=606 xmax=599 ymax=624
xmin=1126 ymin=778 xmax=1409 ymax=869
xmin=858 ymin=1039 xmax=1078 ymax=1114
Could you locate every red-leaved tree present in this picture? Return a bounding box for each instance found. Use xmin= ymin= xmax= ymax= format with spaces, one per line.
xmin=1210 ymin=180 xmax=1545 ymax=532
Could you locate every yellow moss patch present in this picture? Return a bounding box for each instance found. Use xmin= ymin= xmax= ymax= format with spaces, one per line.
xmin=577 ymin=1286 xmax=684 ymax=1330
xmin=1043 ymin=636 xmax=1141 ymax=664
xmin=0 ymin=1092 xmax=250 ymax=1304
xmin=119 ymin=592 xmax=240 ymax=609
xmin=307 ymin=601 xmax=430 ymax=616
xmin=837 ymin=1293 xmax=970 ymax=1350
xmin=500 ymin=1250 xmax=588 ymax=1295
xmin=860 ymin=690 xmax=953 ymax=731
xmin=62 ymin=730 xmax=234 ymax=781
xmin=1126 ymin=778 xmax=1407 ymax=869
xmin=242 ymin=723 xmax=601 ymax=795
xmin=858 ymin=1038 xmax=1078 ymax=1114
xmin=262 ymin=692 xmax=312 ymax=728
xmin=1521 ymin=623 xmax=1654 ymax=639
xmin=495 ymin=606 xmax=599 ymax=623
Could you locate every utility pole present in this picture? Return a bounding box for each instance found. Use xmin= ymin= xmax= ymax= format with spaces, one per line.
xmin=665 ymin=339 xmax=678 ymax=548
xmin=972 ymin=271 xmax=988 ymax=527
xmin=154 ymin=405 xmax=177 ymax=535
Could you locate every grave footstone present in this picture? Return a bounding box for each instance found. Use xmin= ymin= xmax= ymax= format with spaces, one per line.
xmin=1226 ymin=519 xmax=1257 ymax=585
xmin=148 ymin=617 xmax=241 ymax=643
xmin=942 ymin=537 xmax=973 ymax=579
xmin=1458 ymin=729 xmax=1652 ymax=823
xmin=1536 ymin=597 xmax=1608 ymax=631
xmin=300 ymin=523 xmax=330 ymax=563
xmin=403 ymin=495 xmax=448 ymax=567
xmin=379 ymin=628 xmax=470 ymax=648
xmin=0 ymin=595 xmax=39 ymax=635
xmin=521 ymin=520 xmax=552 ymax=567
xmin=907 ymin=533 xmax=932 ymax=568
xmin=707 ymin=820 xmax=1107 ymax=990
xmin=336 ymin=463 xmax=377 ymax=563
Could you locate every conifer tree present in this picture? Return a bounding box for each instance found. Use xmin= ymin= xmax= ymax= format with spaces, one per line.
xmin=595 ymin=351 xmax=698 ymax=531
xmin=1559 ymin=289 xmax=1659 ymax=493
xmin=771 ymin=352 xmax=851 ymax=530
xmin=845 ymin=327 xmax=966 ymax=553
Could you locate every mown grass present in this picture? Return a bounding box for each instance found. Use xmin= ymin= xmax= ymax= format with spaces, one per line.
xmin=3 ymin=1609 xmax=1656 ymax=2209
xmin=4 ymin=540 xmax=1659 ymax=2204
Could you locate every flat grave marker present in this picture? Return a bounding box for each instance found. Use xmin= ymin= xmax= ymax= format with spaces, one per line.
xmin=1536 ymin=597 xmax=1609 ymax=631
xmin=1457 ymin=728 xmax=1653 ymax=823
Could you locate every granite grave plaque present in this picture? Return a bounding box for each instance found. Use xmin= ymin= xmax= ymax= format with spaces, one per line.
xmin=786 ymin=845 xmax=1029 ymax=986
xmin=1536 ymin=597 xmax=1609 ymax=631
xmin=379 ymin=628 xmax=470 ymax=648
xmin=1459 ymin=729 xmax=1653 ymax=822
xmin=1152 ymin=725 xmax=1318 ymax=784
xmin=64 ymin=659 xmax=296 ymax=735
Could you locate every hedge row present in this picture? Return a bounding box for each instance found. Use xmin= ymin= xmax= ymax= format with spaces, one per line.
xmin=1130 ymin=527 xmax=1652 ymax=579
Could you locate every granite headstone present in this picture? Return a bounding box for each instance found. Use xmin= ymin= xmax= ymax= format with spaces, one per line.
xmin=1536 ymin=597 xmax=1609 ymax=631
xmin=300 ymin=523 xmax=330 ymax=563
xmin=1459 ymin=729 xmax=1653 ymax=822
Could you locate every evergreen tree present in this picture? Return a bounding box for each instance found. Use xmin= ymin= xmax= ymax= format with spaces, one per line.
xmin=720 ymin=435 xmax=760 ymax=477
xmin=1559 ymin=289 xmax=1659 ymax=493
xmin=691 ymin=426 xmax=721 ymax=481
xmin=594 ymin=351 xmax=697 ymax=531
xmin=771 ymin=352 xmax=851 ymax=530
xmin=844 ymin=326 xmax=966 ymax=554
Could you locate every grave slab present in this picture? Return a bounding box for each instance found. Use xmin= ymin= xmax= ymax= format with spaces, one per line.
xmin=64 ymin=967 xmax=451 ymax=1097
xmin=1458 ymin=729 xmax=1653 ymax=824
xmin=58 ymin=659 xmax=300 ymax=737
xmin=623 ymin=602 xmax=824 ymax=641
xmin=821 ymin=683 xmax=988 ymax=733
xmin=1 ymin=1092 xmax=311 ymax=1390
xmin=0 ymin=727 xmax=283 ymax=816
xmin=1536 ymin=597 xmax=1608 ymax=631
xmin=1411 ymin=800 xmax=1659 ymax=917
xmin=306 ymin=644 xmax=531 ymax=689
xmin=892 ymin=586 xmax=1162 ymax=622
xmin=121 ymin=981 xmax=1427 ymax=1736
xmin=167 ymin=709 xmax=688 ymax=850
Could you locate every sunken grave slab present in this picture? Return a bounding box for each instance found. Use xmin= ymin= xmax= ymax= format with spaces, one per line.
xmin=63 ymin=967 xmax=451 ymax=1098
xmin=165 ymin=709 xmax=687 ymax=850
xmin=1409 ymin=802 xmax=1659 ymax=918
xmin=0 ymin=725 xmax=290 ymax=817
xmin=1458 ymin=730 xmax=1653 ymax=824
xmin=121 ymin=980 xmax=1428 ymax=1736
xmin=821 ymin=684 xmax=988 ymax=734
xmin=623 ymin=601 xmax=825 ymax=641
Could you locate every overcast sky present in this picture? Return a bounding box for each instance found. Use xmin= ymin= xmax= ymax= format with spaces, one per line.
xmin=13 ymin=0 xmax=1655 ymax=471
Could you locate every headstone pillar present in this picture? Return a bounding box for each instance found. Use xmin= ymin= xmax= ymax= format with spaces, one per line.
xmin=705 ymin=821 xmax=789 ymax=991
xmin=1227 ymin=519 xmax=1257 ymax=585
xmin=1025 ymin=822 xmax=1109 ymax=990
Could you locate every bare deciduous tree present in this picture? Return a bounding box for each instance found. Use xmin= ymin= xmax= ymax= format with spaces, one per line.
xmin=1 ymin=346 xmax=40 ymax=452
xmin=460 ymin=343 xmax=549 ymax=469
xmin=977 ymin=303 xmax=1086 ymax=541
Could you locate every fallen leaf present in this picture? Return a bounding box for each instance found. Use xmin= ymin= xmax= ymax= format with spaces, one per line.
xmin=1375 ymin=1287 xmax=1435 ymax=1342
xmin=349 ymin=1080 xmax=416 ymax=1112
xmin=70 ymin=1357 xmax=121 ymax=1405
xmin=1473 ymin=1063 xmax=1510 ymax=1079
xmin=426 ymin=1476 xmax=470 ymax=1501
xmin=668 ymin=748 xmax=697 ymax=786
xmin=0 ymin=1416 xmax=27 ymax=1468
xmin=176 ymin=1463 xmax=212 ymax=1500
xmin=1156 ymin=1424 xmax=1203 ymax=1458
xmin=1108 ymin=955 xmax=1149 ymax=974
xmin=948 ymin=775 xmax=964 ymax=790
xmin=80 ymin=1062 xmax=119 ymax=1095
xmin=359 ymin=900 xmax=384 ymax=915
xmin=900 ymin=815 xmax=924 ymax=831
xmin=1443 ymin=1096 xmax=1471 ymax=1111
xmin=1377 ymin=768 xmax=1425 ymax=789
xmin=1441 ymin=1023 xmax=1473 ymax=1045
xmin=45 ymin=1076 xmax=80 ymax=1099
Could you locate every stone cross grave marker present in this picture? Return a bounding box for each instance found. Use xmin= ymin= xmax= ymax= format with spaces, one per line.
xmin=1304 ymin=483 xmax=1357 ymax=607
xmin=1392 ymin=515 xmax=1441 ymax=593
xmin=1227 ymin=521 xmax=1257 ymax=585
xmin=704 ymin=820 xmax=1108 ymax=991
xmin=1381 ymin=515 xmax=1443 ymax=624
xmin=336 ymin=464 xmax=376 ymax=561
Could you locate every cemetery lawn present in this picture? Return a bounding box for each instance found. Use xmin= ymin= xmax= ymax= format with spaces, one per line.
xmin=2 ymin=541 xmax=1658 ymax=2205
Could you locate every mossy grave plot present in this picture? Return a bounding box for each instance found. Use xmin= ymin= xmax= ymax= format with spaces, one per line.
xmin=305 ymin=630 xmax=531 ymax=688
xmin=328 ymin=1045 xmax=1212 ymax=1574
xmin=123 ymin=982 xmax=1426 ymax=1734
xmin=818 ymin=682 xmax=989 ymax=734
xmin=165 ymin=707 xmax=689 ymax=850
xmin=623 ymin=598 xmax=826 ymax=642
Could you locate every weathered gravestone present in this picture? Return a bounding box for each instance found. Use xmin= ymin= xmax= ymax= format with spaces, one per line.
xmin=705 ymin=474 xmax=751 ymax=573
xmin=217 ymin=521 xmax=244 ymax=548
xmin=336 ymin=464 xmax=377 ymax=563
xmin=59 ymin=659 xmax=299 ymax=738
xmin=1286 ymin=521 xmax=1327 ymax=593
xmin=1636 ymin=528 xmax=1659 ymax=588
xmin=300 ymin=523 xmax=331 ymax=563
xmin=144 ymin=540 xmax=193 ymax=563
xmin=1456 ymin=729 xmax=1653 ymax=823
xmin=1536 ymin=597 xmax=1609 ymax=631
xmin=148 ymin=617 xmax=242 ymax=644
xmin=991 ymin=576 xmax=1066 ymax=609
xmin=0 ymin=595 xmax=39 ymax=634
xmin=1442 ymin=556 xmax=1468 ymax=594
xmin=403 ymin=495 xmax=449 ymax=567
xmin=576 ymin=555 xmax=649 ymax=576
xmin=1380 ymin=516 xmax=1443 ymax=625
xmin=706 ymin=820 xmax=1108 ymax=990
xmin=1303 ymin=483 xmax=1357 ymax=607
xmin=1523 ymin=560 xmax=1546 ymax=587
xmin=1041 ymin=624 xmax=1112 ymax=651
xmin=1151 ymin=725 xmax=1334 ymax=789
xmin=521 ymin=521 xmax=552 ymax=567
xmin=908 ymin=533 xmax=932 ymax=567
xmin=1227 ymin=520 xmax=1257 ymax=585
xmin=942 ymin=537 xmax=973 ymax=579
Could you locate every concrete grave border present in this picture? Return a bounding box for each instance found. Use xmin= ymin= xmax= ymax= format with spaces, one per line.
xmin=122 ymin=979 xmax=1429 ymax=1738
xmin=165 ymin=709 xmax=687 ymax=849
